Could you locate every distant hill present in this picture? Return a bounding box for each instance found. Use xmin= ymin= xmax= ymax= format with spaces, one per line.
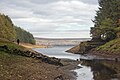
xmin=35 ymin=37 xmax=91 ymax=46
xmin=35 ymin=37 xmax=91 ymax=40
xmin=0 ymin=13 xmax=35 ymax=44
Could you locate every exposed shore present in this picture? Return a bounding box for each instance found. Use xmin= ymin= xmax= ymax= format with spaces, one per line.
xmin=0 ymin=52 xmax=80 ymax=80
xmin=20 ymin=43 xmax=48 ymax=49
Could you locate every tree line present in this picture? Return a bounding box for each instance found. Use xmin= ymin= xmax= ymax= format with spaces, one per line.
xmin=0 ymin=13 xmax=35 ymax=44
xmin=91 ymin=0 xmax=120 ymax=42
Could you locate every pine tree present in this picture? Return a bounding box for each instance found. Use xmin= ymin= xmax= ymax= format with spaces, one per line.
xmin=91 ymin=0 xmax=120 ymax=41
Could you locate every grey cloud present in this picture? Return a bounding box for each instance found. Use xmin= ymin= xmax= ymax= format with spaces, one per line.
xmin=31 ymin=29 xmax=90 ymax=33
xmin=29 ymin=0 xmax=98 ymax=5
xmin=32 ymin=30 xmax=90 ymax=38
xmin=80 ymin=0 xmax=98 ymax=5
xmin=0 ymin=0 xmax=98 ymax=38
xmin=29 ymin=0 xmax=57 ymax=4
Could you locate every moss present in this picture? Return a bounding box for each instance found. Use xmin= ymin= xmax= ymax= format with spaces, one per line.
xmin=0 ymin=40 xmax=24 ymax=50
xmin=97 ymin=38 xmax=120 ymax=52
xmin=0 ymin=51 xmax=24 ymax=63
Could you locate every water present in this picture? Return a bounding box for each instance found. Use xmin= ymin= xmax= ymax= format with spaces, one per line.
xmin=33 ymin=46 xmax=120 ymax=80
xmin=33 ymin=46 xmax=80 ymax=60
xmin=79 ymin=60 xmax=119 ymax=80
xmin=74 ymin=64 xmax=94 ymax=80
xmin=33 ymin=46 xmax=95 ymax=60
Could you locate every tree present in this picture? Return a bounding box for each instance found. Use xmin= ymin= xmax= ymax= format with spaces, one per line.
xmin=15 ymin=26 xmax=35 ymax=44
xmin=0 ymin=14 xmax=16 ymax=41
xmin=0 ymin=13 xmax=35 ymax=44
xmin=91 ymin=0 xmax=120 ymax=41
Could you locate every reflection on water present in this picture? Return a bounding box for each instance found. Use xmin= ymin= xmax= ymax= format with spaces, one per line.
xmin=74 ymin=64 xmax=94 ymax=80
xmin=76 ymin=60 xmax=120 ymax=80
xmin=33 ymin=46 xmax=120 ymax=80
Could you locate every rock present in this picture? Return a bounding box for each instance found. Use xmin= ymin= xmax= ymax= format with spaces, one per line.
xmin=54 ymin=75 xmax=64 ymax=80
xmin=0 ymin=45 xmax=9 ymax=52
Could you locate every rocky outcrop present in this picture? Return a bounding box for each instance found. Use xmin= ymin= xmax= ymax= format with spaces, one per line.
xmin=66 ymin=45 xmax=80 ymax=53
xmin=67 ymin=40 xmax=105 ymax=54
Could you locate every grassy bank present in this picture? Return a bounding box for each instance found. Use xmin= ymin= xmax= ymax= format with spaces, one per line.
xmin=97 ymin=38 xmax=120 ymax=52
xmin=90 ymin=38 xmax=120 ymax=58
xmin=0 ymin=40 xmax=24 ymax=50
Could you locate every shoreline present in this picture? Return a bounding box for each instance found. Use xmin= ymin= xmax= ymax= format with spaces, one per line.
xmin=67 ymin=45 xmax=120 ymax=61
xmin=19 ymin=43 xmax=81 ymax=80
xmin=59 ymin=59 xmax=81 ymax=80
xmin=19 ymin=43 xmax=81 ymax=79
xmin=20 ymin=43 xmax=49 ymax=49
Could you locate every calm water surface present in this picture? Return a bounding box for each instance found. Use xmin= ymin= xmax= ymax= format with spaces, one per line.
xmin=33 ymin=46 xmax=80 ymax=60
xmin=33 ymin=46 xmax=120 ymax=80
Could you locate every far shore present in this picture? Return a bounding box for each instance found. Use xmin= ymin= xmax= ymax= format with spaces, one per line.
xmin=19 ymin=43 xmax=49 ymax=49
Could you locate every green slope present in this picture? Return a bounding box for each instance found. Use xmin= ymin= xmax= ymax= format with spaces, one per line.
xmin=0 ymin=13 xmax=35 ymax=44
xmin=97 ymin=38 xmax=120 ymax=52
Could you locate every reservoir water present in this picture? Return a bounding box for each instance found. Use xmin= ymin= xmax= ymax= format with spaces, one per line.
xmin=33 ymin=46 xmax=80 ymax=60
xmin=33 ymin=46 xmax=120 ymax=80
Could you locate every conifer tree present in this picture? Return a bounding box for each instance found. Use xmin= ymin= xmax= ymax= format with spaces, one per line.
xmin=91 ymin=0 xmax=120 ymax=41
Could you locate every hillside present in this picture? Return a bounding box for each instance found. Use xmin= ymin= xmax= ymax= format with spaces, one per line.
xmin=0 ymin=13 xmax=35 ymax=44
xmin=35 ymin=37 xmax=90 ymax=46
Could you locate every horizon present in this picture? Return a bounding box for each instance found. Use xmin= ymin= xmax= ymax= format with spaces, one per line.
xmin=35 ymin=37 xmax=91 ymax=39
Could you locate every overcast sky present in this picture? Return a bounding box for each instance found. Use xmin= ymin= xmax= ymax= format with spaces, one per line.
xmin=0 ymin=0 xmax=98 ymax=38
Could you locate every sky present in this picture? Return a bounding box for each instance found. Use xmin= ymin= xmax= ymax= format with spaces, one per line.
xmin=0 ymin=0 xmax=99 ymax=38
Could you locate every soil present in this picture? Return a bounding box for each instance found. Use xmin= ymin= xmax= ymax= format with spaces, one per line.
xmin=0 ymin=52 xmax=80 ymax=80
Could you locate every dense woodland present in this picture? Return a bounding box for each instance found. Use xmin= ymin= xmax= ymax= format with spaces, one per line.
xmin=0 ymin=13 xmax=35 ymax=44
xmin=91 ymin=0 xmax=120 ymax=42
xmin=15 ymin=27 xmax=35 ymax=44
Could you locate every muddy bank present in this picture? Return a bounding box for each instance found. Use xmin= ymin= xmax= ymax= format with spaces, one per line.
xmin=0 ymin=52 xmax=80 ymax=80
xmin=0 ymin=53 xmax=73 ymax=80
xmin=89 ymin=49 xmax=120 ymax=60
